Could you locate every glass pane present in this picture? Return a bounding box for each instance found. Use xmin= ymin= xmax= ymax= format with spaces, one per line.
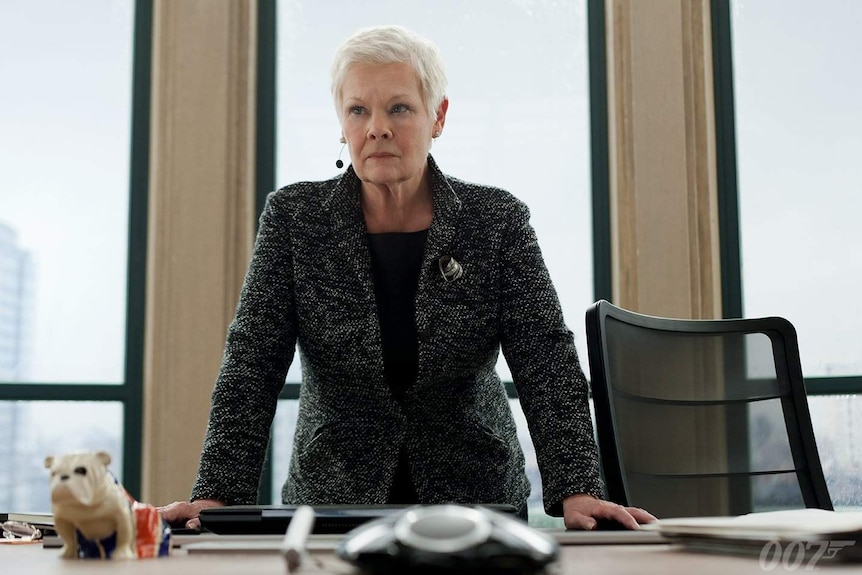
xmin=0 ymin=401 xmax=124 ymax=513
xmin=276 ymin=0 xmax=592 ymax=527
xmin=732 ymin=0 xmax=862 ymax=376
xmin=808 ymin=395 xmax=862 ymax=511
xmin=809 ymin=396 xmax=862 ymax=510
xmin=271 ymin=399 xmax=300 ymax=504
xmin=0 ymin=0 xmax=135 ymax=383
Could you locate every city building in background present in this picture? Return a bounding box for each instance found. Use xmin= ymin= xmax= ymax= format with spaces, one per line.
xmin=0 ymin=221 xmax=34 ymax=510
xmin=0 ymin=221 xmax=34 ymax=381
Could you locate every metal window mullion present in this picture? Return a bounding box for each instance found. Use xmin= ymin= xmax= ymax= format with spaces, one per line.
xmin=257 ymin=0 xmax=278 ymax=505
xmin=121 ymin=0 xmax=154 ymax=500
xmin=588 ymin=0 xmax=612 ymax=304
xmin=0 ymin=384 xmax=129 ymax=402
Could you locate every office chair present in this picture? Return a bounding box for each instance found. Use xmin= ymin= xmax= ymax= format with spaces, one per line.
xmin=585 ymin=300 xmax=832 ymax=518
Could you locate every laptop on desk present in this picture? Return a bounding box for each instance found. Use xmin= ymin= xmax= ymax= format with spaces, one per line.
xmin=198 ymin=504 xmax=518 ymax=535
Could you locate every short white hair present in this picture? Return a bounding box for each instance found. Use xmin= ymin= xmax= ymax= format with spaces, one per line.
xmin=330 ymin=25 xmax=447 ymax=119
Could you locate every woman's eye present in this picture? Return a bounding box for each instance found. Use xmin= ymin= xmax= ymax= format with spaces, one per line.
xmin=391 ymin=104 xmax=409 ymax=114
xmin=349 ymin=106 xmax=365 ymax=115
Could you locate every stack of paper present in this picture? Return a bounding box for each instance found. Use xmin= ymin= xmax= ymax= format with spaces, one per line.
xmin=644 ymin=509 xmax=862 ymax=563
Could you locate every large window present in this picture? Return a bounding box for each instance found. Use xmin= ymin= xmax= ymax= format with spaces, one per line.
xmin=0 ymin=0 xmax=144 ymax=511
xmin=272 ymin=0 xmax=594 ymax=525
xmin=729 ymin=0 xmax=862 ymax=508
xmin=0 ymin=1 xmax=133 ymax=384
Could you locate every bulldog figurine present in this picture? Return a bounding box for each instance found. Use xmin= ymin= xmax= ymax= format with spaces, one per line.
xmin=45 ymin=451 xmax=170 ymax=559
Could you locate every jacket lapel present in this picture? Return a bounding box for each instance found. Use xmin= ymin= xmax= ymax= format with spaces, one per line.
xmin=321 ymin=167 xmax=376 ymax=305
xmin=414 ymin=156 xmax=462 ymax=382
xmin=419 ymin=155 xmax=463 ymax=291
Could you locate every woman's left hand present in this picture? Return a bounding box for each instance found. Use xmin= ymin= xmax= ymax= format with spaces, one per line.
xmin=562 ymin=493 xmax=657 ymax=530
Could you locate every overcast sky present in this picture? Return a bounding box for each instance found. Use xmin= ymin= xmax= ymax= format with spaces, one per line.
xmin=0 ymin=0 xmax=133 ymax=383
xmin=731 ymin=0 xmax=862 ymax=376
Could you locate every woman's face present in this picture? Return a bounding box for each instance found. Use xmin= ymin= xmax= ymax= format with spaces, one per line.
xmin=339 ymin=62 xmax=446 ymax=190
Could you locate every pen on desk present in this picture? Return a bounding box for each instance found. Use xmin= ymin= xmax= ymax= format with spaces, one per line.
xmin=282 ymin=505 xmax=315 ymax=572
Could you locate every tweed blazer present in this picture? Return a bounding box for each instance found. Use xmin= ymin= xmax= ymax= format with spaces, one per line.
xmin=191 ymin=155 xmax=604 ymax=516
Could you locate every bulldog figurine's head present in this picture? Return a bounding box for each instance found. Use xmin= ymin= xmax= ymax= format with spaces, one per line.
xmin=45 ymin=451 xmax=114 ymax=508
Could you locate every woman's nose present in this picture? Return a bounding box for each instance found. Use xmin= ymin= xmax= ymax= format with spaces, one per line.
xmin=367 ymin=115 xmax=392 ymax=140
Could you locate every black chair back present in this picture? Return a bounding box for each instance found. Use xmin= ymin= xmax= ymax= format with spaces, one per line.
xmin=585 ymin=300 xmax=832 ymax=518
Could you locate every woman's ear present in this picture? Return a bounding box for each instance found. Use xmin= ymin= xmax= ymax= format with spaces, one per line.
xmin=434 ymin=97 xmax=449 ymax=135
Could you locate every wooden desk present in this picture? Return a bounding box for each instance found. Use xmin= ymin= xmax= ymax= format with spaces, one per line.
xmin=4 ymin=539 xmax=862 ymax=574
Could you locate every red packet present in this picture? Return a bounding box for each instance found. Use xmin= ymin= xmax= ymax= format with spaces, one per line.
xmin=132 ymin=502 xmax=171 ymax=558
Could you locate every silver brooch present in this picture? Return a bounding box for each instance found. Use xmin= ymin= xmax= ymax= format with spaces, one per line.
xmin=438 ymin=255 xmax=464 ymax=282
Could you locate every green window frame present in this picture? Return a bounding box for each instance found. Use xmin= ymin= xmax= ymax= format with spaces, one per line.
xmin=0 ymin=0 xmax=153 ymax=499
xmin=711 ymin=0 xmax=862 ymax=397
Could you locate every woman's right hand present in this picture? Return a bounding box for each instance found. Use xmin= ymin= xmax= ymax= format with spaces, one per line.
xmin=158 ymin=498 xmax=225 ymax=530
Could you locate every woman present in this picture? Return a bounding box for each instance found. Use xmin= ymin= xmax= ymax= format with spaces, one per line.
xmin=161 ymin=25 xmax=654 ymax=530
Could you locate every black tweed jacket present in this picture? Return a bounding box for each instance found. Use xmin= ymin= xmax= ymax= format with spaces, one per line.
xmin=191 ymin=156 xmax=604 ymax=516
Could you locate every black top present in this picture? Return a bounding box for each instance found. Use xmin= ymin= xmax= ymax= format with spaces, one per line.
xmin=367 ymin=229 xmax=428 ymax=504
xmin=366 ymin=229 xmax=428 ymax=399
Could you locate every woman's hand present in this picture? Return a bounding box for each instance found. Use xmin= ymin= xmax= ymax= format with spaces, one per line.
xmin=158 ymin=498 xmax=225 ymax=530
xmin=562 ymin=493 xmax=656 ymax=530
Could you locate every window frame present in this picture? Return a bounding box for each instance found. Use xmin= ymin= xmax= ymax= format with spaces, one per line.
xmin=0 ymin=0 xmax=152 ymax=499
xmin=9 ymin=0 xmax=854 ymax=508
xmin=711 ymin=0 xmax=862 ymax=397
xmin=256 ymin=0 xmax=613 ymax=504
